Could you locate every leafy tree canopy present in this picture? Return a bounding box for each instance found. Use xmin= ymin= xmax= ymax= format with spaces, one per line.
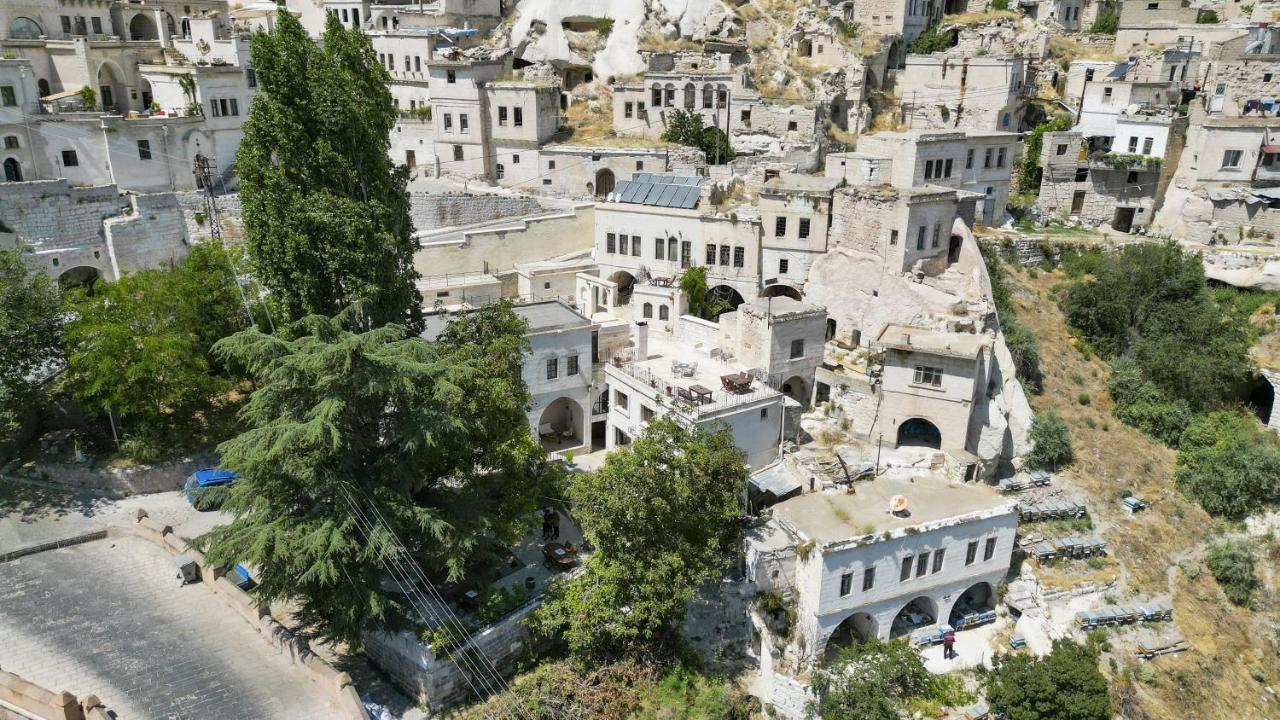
xmin=195 ymin=301 xmax=553 ymax=646
xmin=810 ymin=638 xmax=941 ymax=720
xmin=62 ymin=243 xmax=247 ymax=459
xmin=985 ymin=638 xmax=1111 ymax=720
xmin=1027 ymin=411 xmax=1073 ymax=469
xmin=661 ymin=109 xmax=735 ymax=165
xmin=679 ymin=266 xmax=731 ymax=320
xmin=908 ymin=23 xmax=957 ymax=54
xmin=532 ymin=418 xmax=747 ymax=655
xmin=1016 ymin=115 xmax=1073 ymax=194
xmin=0 ymin=248 xmax=63 ymax=443
xmin=1205 ymin=539 xmax=1258 ymax=606
xmin=1175 ymin=411 xmax=1280 ymax=520
xmin=238 ymin=10 xmax=422 ymax=330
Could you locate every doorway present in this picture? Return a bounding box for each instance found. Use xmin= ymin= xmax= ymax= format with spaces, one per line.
xmin=1113 ymin=207 xmax=1136 ymax=233
xmin=405 ymin=149 xmax=416 ymax=169
xmin=1070 ymin=190 xmax=1086 ymax=215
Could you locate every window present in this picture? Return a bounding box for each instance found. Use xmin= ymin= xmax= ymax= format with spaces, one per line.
xmin=655 ymin=238 xmax=665 ymax=260
xmin=900 ymin=555 xmax=913 ymax=582
xmin=1056 ymin=143 xmax=1068 ymax=155
xmin=342 ymin=9 xmax=349 ymax=22
xmin=966 ymin=148 xmax=974 ymax=169
xmin=452 ymin=145 xmax=463 ymax=161
xmin=659 ymin=305 xmax=669 ymax=320
xmin=1128 ymin=136 xmax=1139 ymax=153
xmin=446 ymin=70 xmax=456 ymax=84
xmin=495 ymin=163 xmax=504 ymax=180
xmin=706 ymin=244 xmax=717 ymax=264
xmin=137 ymin=139 xmax=151 ymax=160
xmin=1103 ymin=87 xmax=1113 ymax=103
xmin=944 ymin=158 xmax=953 ymax=177
xmin=733 ymin=247 xmax=744 ymax=267
xmin=932 ymin=548 xmax=945 ymax=573
xmin=1264 ymin=152 xmax=1280 ymax=167
xmin=614 ymin=389 xmax=629 ymax=412
xmin=636 ymin=161 xmax=644 ymax=171
xmin=1223 ymin=149 xmax=1244 ymax=168
xmin=1126 ymin=171 xmax=1138 ymax=183
xmin=1085 ymin=68 xmax=1095 ymax=81
xmin=443 ymin=113 xmax=453 ymax=131
xmin=799 ymin=218 xmax=811 ymax=238
xmin=1001 ymin=113 xmax=1011 ymax=128
xmin=840 ymin=572 xmax=853 ymax=596
xmin=459 ymin=114 xmax=469 ymax=133
xmin=546 ymin=358 xmax=558 ymax=379
xmin=246 ymin=68 xmax=257 ymax=88
xmin=984 ymin=537 xmax=997 ymax=561
xmin=498 ymin=106 xmax=508 ymax=125
xmin=1266 ymin=73 xmax=1275 ymax=83
xmin=61 ymin=150 xmax=78 ymax=167
xmin=775 ymin=216 xmax=787 ymax=237
xmin=996 ymin=148 xmax=1006 ymax=168
xmin=404 ymin=55 xmax=410 ymax=71
xmin=790 ymin=338 xmax=804 ymax=359
xmin=966 ymin=540 xmax=978 ymax=565
xmin=1075 ymin=167 xmax=1090 ymax=182
xmin=624 ymin=101 xmax=633 ymax=118
xmin=514 ymin=107 xmax=523 ymax=127
xmin=916 ymin=552 xmax=929 ymax=578
xmin=913 ymin=365 xmax=943 ymax=386
xmin=567 ymin=355 xmax=579 ymax=376
xmin=548 ymin=160 xmax=556 ymax=170
xmin=1142 ymin=137 xmax=1153 ymax=155
xmin=983 ymin=148 xmax=993 ymax=168
xmin=668 ymin=237 xmax=678 ymax=262
xmin=91 ymin=17 xmax=102 ymax=34
xmin=3 ymin=136 xmax=17 ymax=150
xmin=931 ymin=223 xmax=941 ymax=248
xmin=641 ymin=405 xmax=655 ymax=422
xmin=924 ymin=159 xmax=934 ymax=180
xmin=681 ymin=240 xmax=691 ymax=268
xmin=788 ymin=120 xmax=798 ymax=131
xmin=543 ymin=178 xmax=552 ymax=185
xmin=632 ymin=236 xmax=641 ymax=256
xmin=61 ymin=16 xmax=72 ymax=34
xmin=512 ymin=154 xmax=520 ymax=164
xmin=0 ymin=87 xmax=16 ymax=107
xmin=719 ymin=245 xmax=729 ymax=265
xmin=1146 ymin=1 xmax=1158 ymax=8
xmin=606 ymin=232 xmax=616 ymax=253
xmin=916 ymin=226 xmax=926 ymax=250
xmin=779 ymin=258 xmax=789 ymax=274
xmin=890 ymin=230 xmax=899 ymax=246
xmin=741 ymin=108 xmax=751 ymax=124
xmin=862 ymin=566 xmax=875 ymax=591
xmin=760 ymin=407 xmax=769 ymax=420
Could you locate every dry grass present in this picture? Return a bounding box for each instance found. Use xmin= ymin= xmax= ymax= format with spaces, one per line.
xmin=1046 ymin=36 xmax=1124 ymax=64
xmin=826 ymin=121 xmax=859 ymax=148
xmin=637 ymin=31 xmax=703 ymax=52
xmin=941 ymin=9 xmax=1019 ymax=26
xmin=1008 ymin=264 xmax=1280 ymax=719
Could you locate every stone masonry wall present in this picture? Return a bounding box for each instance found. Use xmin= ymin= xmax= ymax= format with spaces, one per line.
xmin=104 ymin=193 xmax=190 ymax=275
xmin=829 ymin=186 xmax=895 ymax=256
xmin=175 ymin=191 xmax=244 ymax=243
xmin=408 ymin=192 xmax=546 ymax=233
xmin=1206 ymin=60 xmax=1280 ymax=118
xmin=0 ymin=181 xmax=125 ymax=249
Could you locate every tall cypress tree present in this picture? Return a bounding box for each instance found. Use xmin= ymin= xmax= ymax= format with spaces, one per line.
xmin=237 ymin=11 xmax=422 ymax=330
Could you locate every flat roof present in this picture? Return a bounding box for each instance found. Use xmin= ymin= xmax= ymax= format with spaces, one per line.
xmin=421 ymin=300 xmax=592 ymax=340
xmin=773 ymin=475 xmax=1011 ymax=542
xmin=762 ymin=174 xmax=842 ymax=194
xmin=743 ymin=295 xmax=824 ymax=317
xmin=875 ymin=324 xmax=987 ymax=359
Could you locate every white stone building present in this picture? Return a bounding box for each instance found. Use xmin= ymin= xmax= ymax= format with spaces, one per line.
xmin=717 ymin=296 xmax=829 ymax=405
xmin=896 ymin=54 xmax=1031 ymax=132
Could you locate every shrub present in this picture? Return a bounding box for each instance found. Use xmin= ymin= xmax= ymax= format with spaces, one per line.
xmin=594 ymin=17 xmax=615 ymax=35
xmin=1077 ymin=392 xmax=1091 ymax=406
xmin=1205 ymin=540 xmax=1257 ymax=606
xmin=1089 ymin=2 xmax=1118 ymax=33
xmin=1027 ymin=411 xmax=1073 ymax=469
xmin=1197 ymin=9 xmax=1219 ymax=22
xmin=985 ymin=639 xmax=1110 ymax=720
xmin=908 ymin=24 xmax=957 ymax=54
xmin=990 ymin=0 xmax=1010 ymax=9
xmin=1016 ymin=115 xmax=1073 ymax=194
xmin=661 ymin=109 xmax=734 ymax=164
xmin=1175 ymin=411 xmax=1280 ymax=519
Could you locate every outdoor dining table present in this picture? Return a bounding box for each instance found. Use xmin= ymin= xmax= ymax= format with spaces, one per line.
xmin=688 ymin=384 xmax=714 ymax=404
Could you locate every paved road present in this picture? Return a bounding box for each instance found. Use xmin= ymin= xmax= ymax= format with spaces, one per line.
xmin=0 ymin=534 xmax=339 ymax=720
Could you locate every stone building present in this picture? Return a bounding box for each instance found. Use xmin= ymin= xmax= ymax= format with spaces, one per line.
xmin=895 ymin=54 xmax=1032 ymax=132
xmin=755 ymin=174 xmax=843 ymax=300
xmin=717 ymin=295 xmax=829 ymax=404
xmin=827 ymin=183 xmax=967 ymax=277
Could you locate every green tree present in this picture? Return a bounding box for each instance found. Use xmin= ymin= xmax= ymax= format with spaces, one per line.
xmin=983 ymin=248 xmax=1042 ymax=393
xmin=1089 ymin=2 xmax=1118 ymax=33
xmin=1027 ymin=411 xmax=1073 ymax=469
xmin=1175 ymin=411 xmax=1280 ymax=519
xmin=810 ymin=638 xmax=938 ymax=720
xmin=985 ymin=638 xmax=1110 ymax=720
xmin=0 ymin=248 xmax=62 ymax=447
xmin=1197 ymin=9 xmax=1220 ymax=23
xmin=237 ymin=10 xmax=422 ymax=330
xmin=62 ymin=244 xmax=247 ymax=459
xmin=661 ymin=109 xmax=735 ymax=165
xmin=532 ymin=418 xmax=747 ymax=655
xmin=1205 ymin=540 xmax=1257 ymax=606
xmin=907 ymin=23 xmax=957 ymax=54
xmin=195 ymin=302 xmax=552 ymax=646
xmin=678 ymin=266 xmax=731 ymax=320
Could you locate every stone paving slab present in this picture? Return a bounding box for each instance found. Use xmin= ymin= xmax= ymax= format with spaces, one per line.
xmin=0 ymin=535 xmax=339 ymax=720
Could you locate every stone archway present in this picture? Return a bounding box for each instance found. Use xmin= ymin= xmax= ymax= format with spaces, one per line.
xmin=889 ymin=595 xmax=938 ymax=639
xmin=825 ymin=610 xmax=877 ymax=660
xmin=3 ymin=157 xmax=22 ymax=182
xmin=607 ymin=270 xmax=635 ymax=306
xmin=896 ymin=417 xmax=941 ymax=449
xmin=781 ymin=375 xmax=808 ymax=404
xmin=709 ymin=284 xmax=745 ymax=315
xmin=129 ymin=13 xmax=159 ymax=41
xmin=96 ymin=60 xmax=127 ymax=113
xmin=948 ymin=581 xmax=997 ymax=629
xmin=761 ymin=284 xmax=803 ymax=301
xmin=58 ymin=265 xmax=101 ymax=290
xmin=538 ymin=397 xmax=584 ymax=451
xmin=595 ymin=168 xmax=615 ymax=197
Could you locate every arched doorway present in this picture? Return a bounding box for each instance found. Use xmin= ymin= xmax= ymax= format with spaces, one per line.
xmin=96 ymin=61 xmax=126 ymax=113
xmin=947 ymin=235 xmax=963 ymax=265
xmin=825 ymin=318 xmax=837 ymax=341
xmin=781 ymin=375 xmax=808 ymax=404
xmin=949 ymin=581 xmax=996 ymax=629
xmin=1249 ymin=373 xmax=1276 ymax=425
xmin=58 ymin=265 xmax=100 ymax=290
xmin=825 ymin=611 xmax=877 ymax=660
xmin=607 ymin=271 xmax=635 ymax=306
xmin=139 ymin=78 xmax=153 ymax=112
xmin=888 ymin=37 xmax=905 ymax=69
xmin=595 ymin=168 xmax=615 ymax=197
xmin=3 ymin=158 xmax=22 ymax=182
xmin=37 ymin=78 xmax=50 ymax=98
xmin=761 ymin=284 xmax=802 ymax=301
xmin=890 ymin=596 xmax=938 ymax=639
xmin=897 ymin=418 xmax=941 ymax=449
xmin=538 ymin=397 xmax=584 ymax=451
xmin=129 ymin=14 xmax=159 ymax=41
xmin=709 ymin=284 xmax=745 ymax=315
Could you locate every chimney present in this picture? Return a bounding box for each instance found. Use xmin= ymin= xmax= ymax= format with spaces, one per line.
xmin=633 ymin=321 xmax=649 ymax=361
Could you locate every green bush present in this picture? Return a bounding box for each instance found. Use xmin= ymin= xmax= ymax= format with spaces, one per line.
xmin=983 ymin=247 xmax=1043 ymax=393
xmin=1175 ymin=411 xmax=1280 ymax=519
xmin=908 ymin=24 xmax=957 ymax=54
xmin=990 ymin=0 xmax=1009 ymax=9
xmin=1016 ymin=115 xmax=1073 ymax=194
xmin=594 ymin=17 xmax=615 ymax=35
xmin=985 ymin=639 xmax=1110 ymax=720
xmin=1205 ymin=540 xmax=1257 ymax=606
xmin=1027 ymin=412 xmax=1074 ymax=469
xmin=1089 ymin=2 xmax=1118 ymax=33
xmin=661 ymin=109 xmax=734 ymax=164
xmin=1197 ymin=9 xmax=1220 ymax=22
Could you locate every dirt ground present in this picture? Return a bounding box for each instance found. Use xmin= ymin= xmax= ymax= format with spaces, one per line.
xmin=1008 ymin=264 xmax=1280 ymax=720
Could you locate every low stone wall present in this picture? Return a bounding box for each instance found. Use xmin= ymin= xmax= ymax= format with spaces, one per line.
xmin=408 ymin=192 xmax=546 ymax=233
xmin=124 ymin=511 xmax=367 ymax=720
xmin=0 ymin=668 xmax=93 ymax=720
xmin=13 ymin=453 xmax=213 ymax=496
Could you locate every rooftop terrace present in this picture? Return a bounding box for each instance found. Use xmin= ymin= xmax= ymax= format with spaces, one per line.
xmin=607 ymin=331 xmax=780 ymax=418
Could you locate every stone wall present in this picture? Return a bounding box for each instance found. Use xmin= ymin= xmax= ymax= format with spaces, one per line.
xmin=0 ymin=181 xmax=124 ymax=249
xmin=12 ymin=452 xmax=214 ymax=495
xmin=105 ymin=193 xmax=190 ymax=274
xmin=1187 ymin=199 xmax=1280 ymax=246
xmin=409 ymin=192 xmax=547 ymax=233
xmin=175 ymin=190 xmax=244 ymax=243
xmin=829 ymin=186 xmax=895 ymax=256
xmin=0 ymin=668 xmax=92 ymax=720
xmin=1204 ymin=59 xmax=1280 ymax=119
xmin=413 ymin=205 xmax=595 ymax=277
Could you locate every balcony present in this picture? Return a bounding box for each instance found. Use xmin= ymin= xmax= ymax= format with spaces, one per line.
xmin=1084 ymin=151 xmax=1163 ymax=172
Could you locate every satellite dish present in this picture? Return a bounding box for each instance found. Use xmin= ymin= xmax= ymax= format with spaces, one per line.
xmin=890 ymin=495 xmax=909 ymax=514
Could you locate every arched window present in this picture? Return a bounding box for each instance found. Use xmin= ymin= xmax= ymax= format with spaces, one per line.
xmin=495 ymin=163 xmax=504 ymax=180
xmin=37 ymin=79 xmax=50 ymax=97
xmin=664 ymin=83 xmax=675 ymax=107
xmin=651 ymin=84 xmax=662 ymax=107
xmin=1001 ymin=113 xmax=1011 ymax=128
xmin=667 ymin=237 xmax=678 ymax=261
xmin=3 ymin=158 xmax=22 ymax=182
xmin=9 ymin=17 xmax=43 ymax=39
xmin=659 ymin=305 xmax=669 ymax=321
xmin=683 ymin=83 xmax=695 ymax=110
xmin=643 ymin=302 xmax=653 ymax=319
xmin=702 ymin=84 xmax=713 ymax=109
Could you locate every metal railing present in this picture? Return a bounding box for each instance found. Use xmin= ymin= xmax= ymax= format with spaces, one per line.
xmin=610 ymin=361 xmax=779 ymax=418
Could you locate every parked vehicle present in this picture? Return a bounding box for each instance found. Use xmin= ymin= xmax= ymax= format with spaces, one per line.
xmin=184 ymin=468 xmax=238 ymax=510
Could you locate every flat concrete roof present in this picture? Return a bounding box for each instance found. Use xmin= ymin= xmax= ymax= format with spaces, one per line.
xmin=763 ymin=174 xmax=843 ymax=194
xmin=422 ymin=299 xmax=592 ymax=340
xmin=773 ymin=475 xmax=1009 ymax=542
xmin=743 ymin=295 xmax=824 ymax=317
xmin=875 ymin=324 xmax=987 ymax=359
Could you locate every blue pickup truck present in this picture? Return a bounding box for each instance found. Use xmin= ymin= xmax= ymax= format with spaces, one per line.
xmin=183 ymin=468 xmax=238 ymax=510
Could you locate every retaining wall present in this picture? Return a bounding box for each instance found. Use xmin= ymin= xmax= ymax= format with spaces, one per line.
xmin=408 ymin=192 xmax=545 ymax=233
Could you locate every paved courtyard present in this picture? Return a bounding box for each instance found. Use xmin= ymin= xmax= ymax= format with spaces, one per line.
xmin=0 ymin=534 xmax=339 ymax=720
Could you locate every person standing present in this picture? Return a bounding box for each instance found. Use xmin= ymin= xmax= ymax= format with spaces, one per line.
xmin=541 ymin=508 xmax=552 ymax=540
xmin=943 ymin=631 xmax=956 ymax=660
xmin=550 ymin=509 xmax=561 ymax=540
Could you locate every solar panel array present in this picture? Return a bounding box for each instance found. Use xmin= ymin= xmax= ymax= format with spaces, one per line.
xmin=609 ymin=173 xmax=708 ymax=209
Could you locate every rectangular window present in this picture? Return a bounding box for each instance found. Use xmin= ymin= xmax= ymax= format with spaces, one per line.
xmin=632 ymin=236 xmax=641 ymax=257
xmin=862 ymin=566 xmax=875 ymax=591
xmin=230 ymin=99 xmax=239 ymax=116
xmin=61 ymin=16 xmax=72 ymax=33
xmin=641 ymin=405 xmax=655 ymax=422
xmin=1223 ymin=149 xmax=1243 ymax=168
xmin=924 ymin=159 xmax=934 ymax=180
xmin=932 ymin=548 xmax=945 ymax=573
xmin=404 ymin=55 xmax=411 ymax=71
xmin=546 ymin=358 xmax=558 ymax=380
xmin=606 ymin=232 xmax=616 ymax=253
xmin=779 ymin=258 xmax=789 ymax=274
xmin=798 ymin=218 xmax=811 ymax=238
xmin=91 ymin=17 xmax=102 ymax=34
xmin=984 ymin=537 xmax=997 ymax=561
xmin=512 ymin=154 xmax=520 ymax=164
xmin=931 ymin=223 xmax=941 ymax=248
xmin=548 ymin=160 xmax=556 ymax=170
xmin=840 ymin=572 xmax=853 ymax=596
xmin=0 ymin=87 xmax=15 ymax=107
xmin=1056 ymin=143 xmax=1068 ymax=156
xmin=966 ymin=540 xmax=978 ymax=565
xmin=1103 ymin=87 xmax=1113 ymax=103
xmin=706 ymin=244 xmax=717 ymax=265
xmin=655 ymin=238 xmax=665 ymax=260
xmin=625 ymin=101 xmax=633 ymax=118
xmin=498 ymin=106 xmax=507 ymax=125
xmin=984 ymin=148 xmax=993 ymax=168
xmin=1142 ymin=137 xmax=1153 ymax=155
xmin=443 ymin=113 xmax=453 ymax=131
xmin=719 ymin=245 xmax=730 ymax=265
xmin=1128 ymin=136 xmax=1139 ymax=153
xmin=1075 ymin=167 xmax=1090 ymax=182
xmin=996 ymin=147 xmax=1006 ymax=168
xmin=900 ymin=555 xmax=913 ymax=582
xmin=790 ymin=338 xmax=804 ymax=359
xmin=3 ymin=136 xmax=17 ymax=150
xmin=890 ymin=230 xmax=898 ymax=246
xmin=446 ymin=70 xmax=456 ymax=84
xmin=614 ymin=389 xmax=629 ymax=413
xmin=414 ymin=56 xmax=421 ymax=72
xmin=137 ymin=139 xmax=151 ymax=160
xmin=944 ymin=158 xmax=953 ymax=177
xmin=452 ymin=145 xmax=463 ymax=161
xmin=681 ymin=240 xmax=691 ymax=268
xmin=913 ymin=365 xmax=943 ymax=386
xmin=966 ymin=148 xmax=974 ymax=169
xmin=916 ymin=552 xmax=929 ymax=578
xmin=636 ymin=161 xmax=644 ymax=171
xmin=210 ymin=99 xmax=221 ymax=117
xmin=61 ymin=150 xmax=79 ymax=167
xmin=246 ymin=68 xmax=257 ymax=88
xmin=459 ymin=114 xmax=469 ymax=133
xmin=733 ymin=247 xmax=744 ymax=267
xmin=916 ymin=226 xmax=926 ymax=250
xmin=568 ymin=355 xmax=579 ymax=376
xmin=775 ymin=216 xmax=787 ymax=237
xmin=514 ymin=107 xmax=523 ymax=127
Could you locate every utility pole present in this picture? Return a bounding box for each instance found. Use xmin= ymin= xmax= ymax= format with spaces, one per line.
xmin=196 ymin=152 xmax=257 ymax=329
